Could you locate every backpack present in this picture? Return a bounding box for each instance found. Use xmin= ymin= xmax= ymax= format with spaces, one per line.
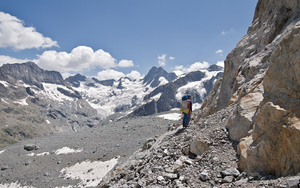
xmin=180 ymin=94 xmax=190 ymax=114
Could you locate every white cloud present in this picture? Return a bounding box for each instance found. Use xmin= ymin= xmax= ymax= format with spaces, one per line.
xmin=96 ymin=69 xmax=142 ymax=81
xmin=126 ymin=70 xmax=142 ymax=80
xmin=36 ymin=46 xmax=117 ymax=72
xmin=0 ymin=12 xmax=58 ymax=50
xmin=169 ymin=56 xmax=175 ymax=60
xmin=0 ymin=55 xmax=31 ymax=66
xmin=96 ymin=69 xmax=125 ymax=81
xmin=221 ymin=28 xmax=235 ymax=35
xmin=173 ymin=70 xmax=183 ymax=76
xmin=158 ymin=54 xmax=167 ymax=66
xmin=186 ymin=61 xmax=210 ymax=72
xmin=173 ymin=61 xmax=210 ymax=75
xmin=61 ymin=72 xmax=74 ymax=79
xmin=215 ymin=49 xmax=223 ymax=56
xmin=216 ymin=61 xmax=224 ymax=67
xmin=118 ymin=59 xmax=134 ymax=67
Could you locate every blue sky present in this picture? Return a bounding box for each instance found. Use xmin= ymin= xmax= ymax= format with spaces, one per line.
xmin=0 ymin=0 xmax=258 ymax=80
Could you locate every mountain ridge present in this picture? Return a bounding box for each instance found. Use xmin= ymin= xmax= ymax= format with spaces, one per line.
xmin=0 ymin=62 xmax=222 ymax=148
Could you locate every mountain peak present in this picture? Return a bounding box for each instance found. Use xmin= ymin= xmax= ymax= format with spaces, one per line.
xmin=65 ymin=73 xmax=87 ymax=87
xmin=143 ymin=66 xmax=177 ymax=87
xmin=0 ymin=61 xmax=66 ymax=89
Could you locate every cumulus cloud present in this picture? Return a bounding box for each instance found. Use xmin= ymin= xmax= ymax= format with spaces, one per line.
xmin=173 ymin=61 xmax=210 ymax=75
xmin=158 ymin=54 xmax=167 ymax=66
xmin=169 ymin=56 xmax=175 ymax=60
xmin=96 ymin=69 xmax=125 ymax=81
xmin=215 ymin=49 xmax=223 ymax=56
xmin=0 ymin=12 xmax=58 ymax=50
xmin=216 ymin=61 xmax=224 ymax=67
xmin=0 ymin=55 xmax=31 ymax=66
xmin=126 ymin=70 xmax=141 ymax=80
xmin=118 ymin=59 xmax=134 ymax=67
xmin=96 ymin=69 xmax=141 ymax=81
xmin=61 ymin=72 xmax=74 ymax=79
xmin=35 ymin=46 xmax=117 ymax=72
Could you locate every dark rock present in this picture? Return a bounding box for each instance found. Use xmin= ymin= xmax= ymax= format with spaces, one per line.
xmin=24 ymin=144 xmax=39 ymax=151
xmin=1 ymin=166 xmax=8 ymax=171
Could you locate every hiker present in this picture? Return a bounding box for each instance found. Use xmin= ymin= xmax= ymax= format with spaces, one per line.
xmin=181 ymin=95 xmax=192 ymax=128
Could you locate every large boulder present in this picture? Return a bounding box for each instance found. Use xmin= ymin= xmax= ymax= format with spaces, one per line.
xmin=226 ymin=92 xmax=263 ymax=141
xmin=189 ymin=136 xmax=211 ymax=156
xmin=237 ymin=19 xmax=300 ymax=176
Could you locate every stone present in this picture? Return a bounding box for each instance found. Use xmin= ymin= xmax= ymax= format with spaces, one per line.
xmin=24 ymin=144 xmax=39 ymax=151
xmin=235 ymin=178 xmax=248 ymax=186
xmin=182 ymin=146 xmax=189 ymax=155
xmin=174 ymin=180 xmax=185 ymax=188
xmin=221 ymin=176 xmax=234 ymax=183
xmin=286 ymin=177 xmax=300 ymax=188
xmin=157 ymin=176 xmax=164 ymax=181
xmin=226 ymin=92 xmax=263 ymax=141
xmin=189 ymin=136 xmax=211 ymax=156
xmin=199 ymin=170 xmax=210 ymax=181
xmin=163 ymin=173 xmax=178 ymax=180
xmin=221 ymin=168 xmax=240 ymax=177
xmin=1 ymin=166 xmax=8 ymax=171
xmin=152 ymin=166 xmax=163 ymax=172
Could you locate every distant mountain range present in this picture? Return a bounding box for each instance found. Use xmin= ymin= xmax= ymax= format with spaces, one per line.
xmin=0 ymin=61 xmax=223 ymax=147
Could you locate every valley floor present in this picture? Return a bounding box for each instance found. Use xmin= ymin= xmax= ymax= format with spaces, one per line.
xmin=0 ymin=113 xmax=176 ymax=188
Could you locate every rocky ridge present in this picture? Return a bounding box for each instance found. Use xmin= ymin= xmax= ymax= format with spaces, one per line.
xmin=200 ymin=0 xmax=300 ymax=177
xmin=0 ymin=62 xmax=99 ymax=148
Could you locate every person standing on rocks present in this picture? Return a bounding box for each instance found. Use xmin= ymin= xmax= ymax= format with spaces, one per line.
xmin=182 ymin=95 xmax=192 ymax=128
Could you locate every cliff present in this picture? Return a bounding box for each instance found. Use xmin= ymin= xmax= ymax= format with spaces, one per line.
xmin=200 ymin=0 xmax=300 ymax=176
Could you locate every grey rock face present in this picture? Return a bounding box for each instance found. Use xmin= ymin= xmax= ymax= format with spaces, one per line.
xmin=143 ymin=66 xmax=177 ymax=88
xmin=200 ymin=0 xmax=300 ymax=177
xmin=0 ymin=61 xmax=66 ymax=89
xmin=0 ymin=62 xmax=99 ymax=148
xmin=65 ymin=73 xmax=87 ymax=87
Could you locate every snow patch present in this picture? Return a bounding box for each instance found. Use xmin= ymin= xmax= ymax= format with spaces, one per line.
xmin=158 ymin=77 xmax=169 ymax=86
xmin=0 ymin=150 xmax=5 ymax=155
xmin=27 ymin=152 xmax=49 ymax=157
xmin=13 ymin=97 xmax=28 ymax=106
xmin=60 ymin=156 xmax=120 ymax=187
xmin=157 ymin=113 xmax=182 ymax=121
xmin=193 ymin=103 xmax=202 ymax=111
xmin=0 ymin=182 xmax=35 ymax=188
xmin=0 ymin=80 xmax=9 ymax=87
xmin=76 ymin=78 xmax=153 ymax=119
xmin=40 ymin=83 xmax=74 ymax=102
xmin=55 ymin=147 xmax=83 ymax=155
xmin=1 ymin=98 xmax=9 ymax=105
xmin=151 ymin=92 xmax=162 ymax=101
xmin=46 ymin=119 xmax=51 ymax=124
